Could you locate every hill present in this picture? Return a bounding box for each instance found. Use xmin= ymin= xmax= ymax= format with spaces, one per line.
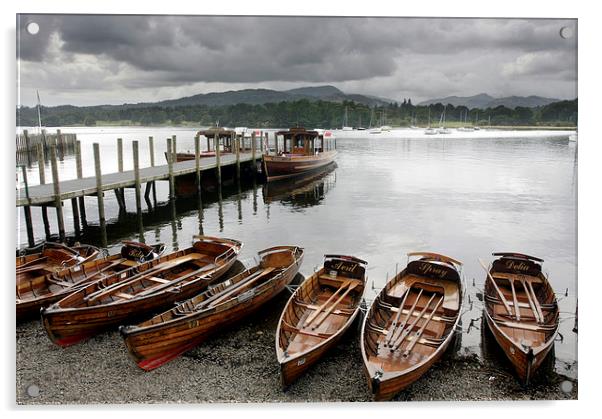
xmin=418 ymin=93 xmax=560 ymax=109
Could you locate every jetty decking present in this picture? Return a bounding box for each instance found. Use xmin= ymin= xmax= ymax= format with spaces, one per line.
xmin=17 ymin=131 xmax=268 ymax=248
xmin=16 ymin=152 xmax=260 ymax=207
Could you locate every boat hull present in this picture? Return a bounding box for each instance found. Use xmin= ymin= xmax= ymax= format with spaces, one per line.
xmin=263 ymin=151 xmax=337 ymax=181
xmin=279 ymin=311 xmax=359 ymax=388
xmin=121 ymin=251 xmax=303 ymax=371
xmin=363 ymin=332 xmax=456 ymax=401
xmin=41 ymin=254 xmax=238 ymax=347
xmin=484 ymin=311 xmax=554 ymax=384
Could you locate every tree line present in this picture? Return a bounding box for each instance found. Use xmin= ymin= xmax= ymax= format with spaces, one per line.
xmin=16 ymin=98 xmax=577 ymax=128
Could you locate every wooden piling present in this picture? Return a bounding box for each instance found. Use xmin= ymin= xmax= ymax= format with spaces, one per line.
xmin=93 ymin=143 xmax=107 ymax=246
xmin=216 ymin=134 xmax=222 ymax=185
xmin=49 ymin=144 xmax=65 ymax=241
xmin=75 ymin=140 xmax=87 ymax=226
xmin=20 ymin=166 xmax=35 ymax=247
xmin=71 ymin=198 xmax=81 ymax=236
xmin=148 ymin=136 xmax=156 ymax=203
xmin=167 ymin=138 xmax=175 ymax=199
xmin=36 ymin=143 xmax=51 ymax=239
xmin=172 ymin=135 xmax=177 ymax=162
xmin=117 ymin=138 xmax=124 ymax=172
xmin=251 ymin=131 xmax=257 ymax=165
xmin=195 ymin=134 xmax=201 ymax=192
xmin=235 ymin=133 xmax=241 ymax=179
xmin=133 ymin=141 xmax=142 ymax=215
xmin=149 ymin=136 xmax=155 ymax=166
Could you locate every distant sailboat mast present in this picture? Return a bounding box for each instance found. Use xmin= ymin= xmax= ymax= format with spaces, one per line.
xmin=36 ymin=89 xmax=43 ymax=135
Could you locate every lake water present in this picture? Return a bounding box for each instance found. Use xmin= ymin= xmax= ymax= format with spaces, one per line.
xmin=15 ymin=126 xmax=578 ymax=377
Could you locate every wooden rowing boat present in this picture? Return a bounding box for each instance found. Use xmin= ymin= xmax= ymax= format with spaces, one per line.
xmin=16 ymin=241 xmax=165 ymax=321
xmin=276 ymin=254 xmax=367 ymax=388
xmin=481 ymin=252 xmax=559 ymax=384
xmin=121 ymin=246 xmax=304 ymax=371
xmin=263 ymin=127 xmax=337 ymax=181
xmin=41 ymin=236 xmax=242 ymax=347
xmin=16 ymin=242 xmax=100 ymax=285
xmin=361 ymin=252 xmax=464 ymax=400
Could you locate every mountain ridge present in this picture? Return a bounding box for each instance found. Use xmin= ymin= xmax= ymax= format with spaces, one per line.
xmin=418 ymin=93 xmax=560 ymax=109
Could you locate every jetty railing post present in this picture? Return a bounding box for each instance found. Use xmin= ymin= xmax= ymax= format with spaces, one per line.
xmin=251 ymin=132 xmax=256 ymax=168
xmin=49 ymin=144 xmax=66 ymax=241
xmin=117 ymin=138 xmax=124 ymax=172
xmin=216 ymin=134 xmax=222 ymax=185
xmin=235 ymin=133 xmax=240 ymax=180
xmin=167 ymin=138 xmax=175 ymax=200
xmin=195 ymin=134 xmax=201 ymax=192
xmin=133 ymin=141 xmax=142 ymax=216
xmin=75 ymin=140 xmax=87 ymax=226
xmin=35 ymin=143 xmax=51 ymax=239
xmin=172 ymin=135 xmax=177 ymax=162
xmin=93 ymin=143 xmax=107 ymax=247
xmin=148 ymin=136 xmax=157 ymax=205
xmin=20 ymin=166 xmax=35 ymax=247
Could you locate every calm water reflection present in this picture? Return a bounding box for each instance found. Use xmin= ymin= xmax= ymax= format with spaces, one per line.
xmin=16 ymin=128 xmax=577 ymax=377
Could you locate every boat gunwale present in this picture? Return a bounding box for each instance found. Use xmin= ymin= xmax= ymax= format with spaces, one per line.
xmin=275 ymin=266 xmax=366 ymax=364
xmin=360 ymin=263 xmax=465 ymax=384
xmin=121 ymin=246 xmax=304 ymax=336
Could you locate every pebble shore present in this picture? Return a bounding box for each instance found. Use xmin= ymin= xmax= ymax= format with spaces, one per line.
xmin=16 ymin=290 xmax=577 ymax=404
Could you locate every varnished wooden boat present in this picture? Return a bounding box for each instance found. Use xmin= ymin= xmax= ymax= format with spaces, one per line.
xmin=361 ymin=252 xmax=464 ymax=401
xmin=276 ymin=254 xmax=367 ymax=388
xmin=121 ymin=246 xmax=304 ymax=371
xmin=17 ymin=241 xmax=165 ymax=321
xmin=481 ymin=252 xmax=559 ymax=384
xmin=263 ymin=127 xmax=337 ymax=181
xmin=41 ymin=236 xmax=242 ymax=347
xmin=17 ymin=242 xmax=100 ymax=285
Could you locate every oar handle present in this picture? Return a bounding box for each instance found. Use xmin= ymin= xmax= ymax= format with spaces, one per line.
xmin=478 ymin=258 xmax=513 ymax=317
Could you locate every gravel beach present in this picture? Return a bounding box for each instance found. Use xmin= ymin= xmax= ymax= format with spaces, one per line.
xmin=16 ymin=288 xmax=577 ymax=404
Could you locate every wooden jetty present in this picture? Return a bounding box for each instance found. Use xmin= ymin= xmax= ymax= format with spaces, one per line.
xmin=16 ymin=132 xmax=268 ymax=248
xmin=16 ymin=129 xmax=77 ymax=156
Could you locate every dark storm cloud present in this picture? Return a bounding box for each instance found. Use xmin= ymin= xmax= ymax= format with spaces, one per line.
xmin=17 ymin=15 xmax=577 ymax=105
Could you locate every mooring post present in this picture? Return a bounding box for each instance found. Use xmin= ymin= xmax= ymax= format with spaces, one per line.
xmin=195 ymin=134 xmax=201 ymax=192
xmin=148 ymin=136 xmax=157 ymax=204
xmin=75 ymin=140 xmax=87 ymax=226
xmin=215 ymin=133 xmax=222 ymax=185
xmin=133 ymin=140 xmax=142 ymax=216
xmin=35 ymin=143 xmax=51 ymax=239
xmin=167 ymin=138 xmax=175 ymax=199
xmin=49 ymin=144 xmax=65 ymax=241
xmin=251 ymin=131 xmax=257 ymax=166
xmin=148 ymin=136 xmax=155 ymax=166
xmin=20 ymin=166 xmax=35 ymax=247
xmin=235 ymin=133 xmax=241 ymax=179
xmin=172 ymin=135 xmax=177 ymax=162
xmin=206 ymin=135 xmax=211 ymax=153
xmin=117 ymin=138 xmax=124 ymax=172
xmin=93 ymin=143 xmax=107 ymax=247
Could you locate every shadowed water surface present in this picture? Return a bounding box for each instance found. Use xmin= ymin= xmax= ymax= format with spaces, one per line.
xmin=16 ymin=127 xmax=577 ymax=378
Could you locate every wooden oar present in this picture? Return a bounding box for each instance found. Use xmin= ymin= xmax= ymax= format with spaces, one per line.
xmin=526 ymin=279 xmax=545 ymax=323
xmin=311 ymin=281 xmax=359 ymax=330
xmin=386 ymin=288 xmax=423 ymax=347
xmin=390 ymin=293 xmax=436 ymax=352
xmin=16 ymin=256 xmax=49 ymax=272
xmin=83 ymin=253 xmax=201 ymax=302
xmin=49 ymin=258 xmax=127 ymax=288
xmin=478 ymin=258 xmax=513 ymax=317
xmin=383 ymin=288 xmax=411 ymax=345
xmin=509 ymin=277 xmax=520 ymax=321
xmin=303 ymin=279 xmax=351 ymax=328
xmin=197 ymin=267 xmax=276 ymax=309
xmin=402 ymin=295 xmax=444 ymax=357
xmin=519 ymin=277 xmax=541 ymax=323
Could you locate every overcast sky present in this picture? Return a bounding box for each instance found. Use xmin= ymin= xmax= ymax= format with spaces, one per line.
xmin=17 ymin=15 xmax=577 ymax=107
